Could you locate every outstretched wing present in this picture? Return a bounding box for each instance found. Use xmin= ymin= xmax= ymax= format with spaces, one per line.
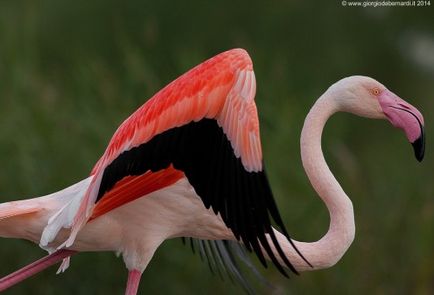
xmin=60 ymin=48 xmax=307 ymax=275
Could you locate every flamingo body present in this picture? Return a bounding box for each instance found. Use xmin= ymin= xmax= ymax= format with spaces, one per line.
xmin=40 ymin=49 xmax=297 ymax=276
xmin=0 ymin=49 xmax=425 ymax=294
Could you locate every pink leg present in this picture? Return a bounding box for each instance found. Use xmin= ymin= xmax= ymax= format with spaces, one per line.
xmin=125 ymin=269 xmax=142 ymax=295
xmin=0 ymin=249 xmax=76 ymax=292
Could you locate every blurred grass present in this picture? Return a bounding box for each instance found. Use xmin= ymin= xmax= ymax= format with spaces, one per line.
xmin=0 ymin=0 xmax=433 ymax=294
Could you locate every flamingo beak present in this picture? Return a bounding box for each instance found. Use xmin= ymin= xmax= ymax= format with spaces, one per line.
xmin=378 ymin=90 xmax=425 ymax=162
xmin=412 ymin=127 xmax=425 ymax=162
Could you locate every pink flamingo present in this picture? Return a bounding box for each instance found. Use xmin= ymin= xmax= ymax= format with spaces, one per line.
xmin=0 ymin=49 xmax=425 ymax=294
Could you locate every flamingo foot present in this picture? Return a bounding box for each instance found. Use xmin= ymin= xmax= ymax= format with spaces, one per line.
xmin=125 ymin=269 xmax=142 ymax=295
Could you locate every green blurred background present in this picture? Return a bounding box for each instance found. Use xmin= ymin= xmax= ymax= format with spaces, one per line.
xmin=0 ymin=1 xmax=433 ymax=294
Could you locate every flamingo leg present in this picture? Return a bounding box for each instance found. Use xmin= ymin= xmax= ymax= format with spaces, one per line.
xmin=0 ymin=249 xmax=76 ymax=292
xmin=125 ymin=269 xmax=142 ymax=295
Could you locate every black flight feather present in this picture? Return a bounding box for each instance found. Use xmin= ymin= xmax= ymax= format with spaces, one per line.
xmin=96 ymin=119 xmax=307 ymax=281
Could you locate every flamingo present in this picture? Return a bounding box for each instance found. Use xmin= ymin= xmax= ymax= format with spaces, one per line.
xmin=0 ymin=49 xmax=425 ymax=294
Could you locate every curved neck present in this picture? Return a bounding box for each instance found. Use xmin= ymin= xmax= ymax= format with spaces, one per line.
xmin=269 ymin=94 xmax=355 ymax=271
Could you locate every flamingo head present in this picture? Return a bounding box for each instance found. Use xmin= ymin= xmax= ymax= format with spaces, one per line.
xmin=331 ymin=76 xmax=425 ymax=162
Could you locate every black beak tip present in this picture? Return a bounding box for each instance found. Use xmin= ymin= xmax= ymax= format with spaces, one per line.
xmin=411 ymin=127 xmax=425 ymax=162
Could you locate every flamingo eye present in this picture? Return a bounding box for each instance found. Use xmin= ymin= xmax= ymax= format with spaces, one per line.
xmin=372 ymin=88 xmax=381 ymax=96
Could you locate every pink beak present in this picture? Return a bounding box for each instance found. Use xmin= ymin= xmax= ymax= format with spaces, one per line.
xmin=379 ymin=90 xmax=425 ymax=162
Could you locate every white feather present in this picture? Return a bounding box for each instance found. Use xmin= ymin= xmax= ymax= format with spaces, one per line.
xmin=39 ymin=176 xmax=93 ymax=247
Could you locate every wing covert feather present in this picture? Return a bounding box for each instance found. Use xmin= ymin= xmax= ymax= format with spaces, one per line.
xmin=51 ymin=49 xmax=308 ymax=276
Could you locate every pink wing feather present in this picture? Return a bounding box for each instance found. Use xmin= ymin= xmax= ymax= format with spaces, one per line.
xmin=61 ymin=49 xmax=262 ymax=247
xmin=95 ymin=48 xmax=260 ymax=172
